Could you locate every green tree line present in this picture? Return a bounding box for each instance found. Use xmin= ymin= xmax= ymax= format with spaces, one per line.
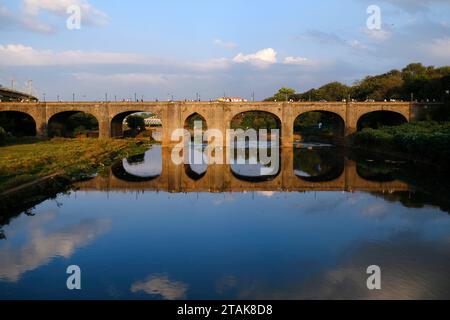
xmin=265 ymin=63 xmax=450 ymax=103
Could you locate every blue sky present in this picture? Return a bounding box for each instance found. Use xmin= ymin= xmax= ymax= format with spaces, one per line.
xmin=0 ymin=0 xmax=449 ymax=101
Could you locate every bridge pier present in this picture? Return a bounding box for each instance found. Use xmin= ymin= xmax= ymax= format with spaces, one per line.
xmin=282 ymin=103 xmax=294 ymax=147
xmin=36 ymin=122 xmax=47 ymax=138
xmin=99 ymin=120 xmax=111 ymax=139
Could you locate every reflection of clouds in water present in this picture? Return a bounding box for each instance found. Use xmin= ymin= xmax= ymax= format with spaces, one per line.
xmin=227 ymin=232 xmax=450 ymax=300
xmin=122 ymin=147 xmax=162 ymax=177
xmin=131 ymin=274 xmax=188 ymax=300
xmin=257 ymin=191 xmax=275 ymax=198
xmin=0 ymin=216 xmax=111 ymax=282
xmin=231 ymin=164 xmax=265 ymax=176
xmin=216 ymin=275 xmax=238 ymax=294
xmin=212 ymin=194 xmax=236 ymax=206
xmin=294 ymin=169 xmax=313 ymax=177
xmin=290 ymin=192 xmax=346 ymax=214
xmin=362 ymin=203 xmax=389 ymax=217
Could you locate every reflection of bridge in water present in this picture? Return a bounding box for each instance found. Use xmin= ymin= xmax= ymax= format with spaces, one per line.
xmin=76 ymin=147 xmax=410 ymax=193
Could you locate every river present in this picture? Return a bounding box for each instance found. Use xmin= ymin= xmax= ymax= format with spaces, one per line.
xmin=0 ymin=144 xmax=449 ymax=299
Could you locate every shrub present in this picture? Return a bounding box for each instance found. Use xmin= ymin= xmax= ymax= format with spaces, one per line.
xmin=354 ymin=128 xmax=394 ymax=146
xmin=353 ymin=121 xmax=450 ymax=162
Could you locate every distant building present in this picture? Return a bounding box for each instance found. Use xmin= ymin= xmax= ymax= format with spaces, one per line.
xmin=144 ymin=116 xmax=162 ymax=127
xmin=217 ymin=96 xmax=248 ymax=103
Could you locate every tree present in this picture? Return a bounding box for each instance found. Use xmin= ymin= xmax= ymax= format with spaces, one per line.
xmin=351 ymin=70 xmax=404 ymax=101
xmin=126 ymin=115 xmax=145 ymax=131
xmin=315 ymin=82 xmax=350 ymax=101
xmin=265 ymin=87 xmax=296 ymax=101
xmin=263 ymin=63 xmax=450 ymax=104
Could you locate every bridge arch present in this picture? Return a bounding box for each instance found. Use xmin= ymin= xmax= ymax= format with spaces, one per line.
xmin=110 ymin=110 xmax=162 ymax=139
xmin=0 ymin=110 xmax=37 ymax=137
xmin=357 ymin=110 xmax=408 ymax=131
xmin=111 ymin=147 xmax=163 ymax=182
xmin=230 ymin=110 xmax=281 ymax=133
xmin=293 ymin=147 xmax=345 ymax=182
xmin=185 ymin=163 xmax=208 ymax=181
xmin=47 ymin=111 xmax=99 ymax=138
xmin=184 ymin=112 xmax=208 ymax=133
xmin=293 ymin=110 xmax=345 ymax=144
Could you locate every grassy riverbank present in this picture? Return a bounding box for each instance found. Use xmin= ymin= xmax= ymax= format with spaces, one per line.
xmin=0 ymin=138 xmax=148 ymax=194
xmin=353 ymin=121 xmax=450 ymax=165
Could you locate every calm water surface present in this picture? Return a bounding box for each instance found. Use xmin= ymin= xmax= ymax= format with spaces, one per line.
xmin=1 ymin=145 xmax=449 ymax=299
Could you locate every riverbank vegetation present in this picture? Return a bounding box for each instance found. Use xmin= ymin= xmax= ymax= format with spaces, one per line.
xmin=353 ymin=121 xmax=450 ymax=163
xmin=0 ymin=138 xmax=148 ymax=193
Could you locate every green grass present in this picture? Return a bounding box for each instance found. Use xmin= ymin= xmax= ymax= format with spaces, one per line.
xmin=0 ymin=138 xmax=148 ymax=193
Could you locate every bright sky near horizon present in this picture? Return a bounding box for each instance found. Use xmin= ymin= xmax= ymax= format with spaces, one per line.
xmin=0 ymin=0 xmax=450 ymax=101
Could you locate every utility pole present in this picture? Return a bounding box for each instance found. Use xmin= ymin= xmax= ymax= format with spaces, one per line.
xmin=43 ymin=93 xmax=46 ymax=102
xmin=26 ymin=80 xmax=33 ymax=95
xmin=57 ymin=94 xmax=60 ymax=102
xmin=114 ymin=95 xmax=117 ymax=102
xmin=134 ymin=93 xmax=137 ymax=102
xmin=105 ymin=93 xmax=108 ymax=102
xmin=11 ymin=79 xmax=16 ymax=90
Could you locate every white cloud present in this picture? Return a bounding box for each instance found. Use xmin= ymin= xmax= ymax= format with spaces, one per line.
xmin=428 ymin=37 xmax=450 ymax=59
xmin=213 ymin=38 xmax=237 ymax=50
xmin=0 ymin=44 xmax=233 ymax=72
xmin=73 ymin=73 xmax=170 ymax=84
xmin=0 ymin=4 xmax=53 ymax=33
xmin=364 ymin=28 xmax=392 ymax=41
xmin=349 ymin=40 xmax=368 ymax=49
xmin=233 ymin=48 xmax=277 ymax=68
xmin=0 ymin=44 xmax=147 ymax=66
xmin=22 ymin=0 xmax=109 ymax=27
xmin=283 ymin=56 xmax=309 ymax=65
xmin=186 ymin=58 xmax=231 ymax=71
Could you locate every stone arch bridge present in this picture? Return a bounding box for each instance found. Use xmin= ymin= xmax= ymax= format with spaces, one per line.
xmin=77 ymin=147 xmax=410 ymax=193
xmin=0 ymin=101 xmax=437 ymax=146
